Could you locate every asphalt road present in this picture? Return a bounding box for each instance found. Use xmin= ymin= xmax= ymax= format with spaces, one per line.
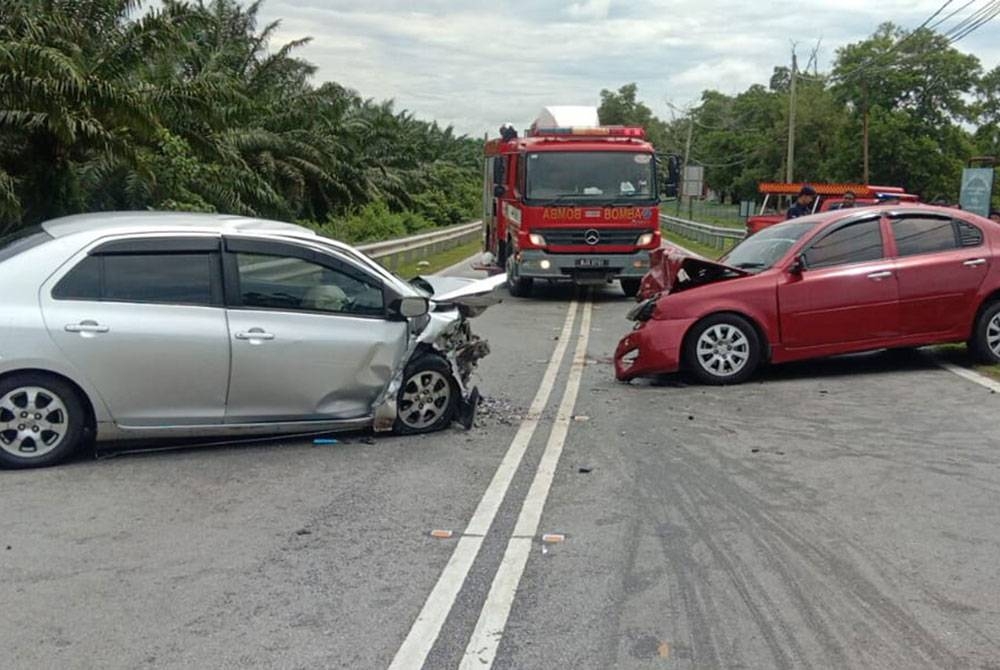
xmin=3 ymin=266 xmax=1000 ymax=669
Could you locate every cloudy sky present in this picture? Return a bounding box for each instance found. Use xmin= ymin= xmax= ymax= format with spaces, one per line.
xmin=257 ymin=0 xmax=1000 ymax=137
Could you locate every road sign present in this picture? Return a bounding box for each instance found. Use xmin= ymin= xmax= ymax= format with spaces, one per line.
xmin=682 ymin=165 xmax=704 ymax=198
xmin=960 ymin=168 xmax=994 ymax=217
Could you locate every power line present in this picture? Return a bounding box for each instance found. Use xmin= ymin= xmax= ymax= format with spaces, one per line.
xmin=947 ymin=0 xmax=1000 ymax=42
xmin=929 ymin=0 xmax=978 ymax=30
xmin=941 ymin=0 xmax=997 ymax=38
xmin=834 ymin=0 xmax=962 ymax=83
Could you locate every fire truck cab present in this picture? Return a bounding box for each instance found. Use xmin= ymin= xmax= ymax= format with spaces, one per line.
xmin=484 ymin=106 xmax=661 ymax=297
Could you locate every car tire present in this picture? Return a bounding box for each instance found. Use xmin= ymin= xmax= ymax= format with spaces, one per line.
xmin=0 ymin=373 xmax=87 ymax=469
xmin=683 ymin=313 xmax=762 ymax=385
xmin=970 ymin=301 xmax=1000 ymax=364
xmin=394 ymin=354 xmax=459 ymax=435
xmin=506 ymin=251 xmax=533 ymax=297
xmin=620 ymin=278 xmax=641 ymax=298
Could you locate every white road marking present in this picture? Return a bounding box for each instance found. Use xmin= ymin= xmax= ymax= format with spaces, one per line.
xmin=388 ymin=300 xmax=579 ymax=670
xmin=459 ymin=298 xmax=594 ymax=670
xmin=934 ymin=359 xmax=1000 ymax=394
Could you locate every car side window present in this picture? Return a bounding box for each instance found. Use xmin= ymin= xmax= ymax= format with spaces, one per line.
xmin=804 ymin=219 xmax=883 ymax=269
xmin=891 ymin=217 xmax=959 ymax=256
xmin=234 ymin=253 xmax=384 ymax=317
xmin=53 ymin=252 xmax=221 ymax=306
xmin=955 ymin=220 xmax=983 ymax=247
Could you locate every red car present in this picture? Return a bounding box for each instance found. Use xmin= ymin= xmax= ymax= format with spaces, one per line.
xmin=616 ymin=204 xmax=1000 ymax=384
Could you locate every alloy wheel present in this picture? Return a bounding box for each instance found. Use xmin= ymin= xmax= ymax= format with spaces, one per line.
xmin=696 ymin=324 xmax=751 ymax=377
xmin=987 ymin=313 xmax=1000 ymax=358
xmin=0 ymin=386 xmax=69 ymax=459
xmin=399 ymin=370 xmax=452 ymax=430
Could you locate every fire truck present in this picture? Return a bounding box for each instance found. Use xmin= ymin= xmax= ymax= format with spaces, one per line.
xmin=746 ymin=182 xmax=919 ymax=235
xmin=483 ymin=106 xmax=661 ymax=297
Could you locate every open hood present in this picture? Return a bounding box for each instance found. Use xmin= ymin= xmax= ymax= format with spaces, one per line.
xmin=637 ymin=246 xmax=749 ymax=301
xmin=411 ymin=274 xmax=507 ymax=317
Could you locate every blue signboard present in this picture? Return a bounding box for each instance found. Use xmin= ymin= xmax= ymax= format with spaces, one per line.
xmin=960 ymin=168 xmax=994 ymax=217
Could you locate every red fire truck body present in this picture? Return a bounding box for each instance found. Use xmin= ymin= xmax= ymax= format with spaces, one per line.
xmin=483 ymin=108 xmax=660 ymax=297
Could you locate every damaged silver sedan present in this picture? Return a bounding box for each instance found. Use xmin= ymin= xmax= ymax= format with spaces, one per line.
xmin=0 ymin=212 xmax=503 ymax=468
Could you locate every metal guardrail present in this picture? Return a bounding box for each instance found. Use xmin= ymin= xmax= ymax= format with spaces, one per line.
xmin=239 ymin=220 xmax=483 ymax=283
xmin=660 ymin=213 xmax=745 ymax=250
xmin=358 ymin=220 xmax=482 ymax=271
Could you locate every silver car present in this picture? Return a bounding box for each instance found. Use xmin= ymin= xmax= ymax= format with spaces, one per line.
xmin=0 ymin=212 xmax=502 ymax=468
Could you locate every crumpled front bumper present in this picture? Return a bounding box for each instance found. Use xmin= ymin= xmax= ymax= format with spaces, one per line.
xmin=373 ymin=309 xmax=489 ymax=431
xmin=614 ymin=317 xmax=695 ymax=381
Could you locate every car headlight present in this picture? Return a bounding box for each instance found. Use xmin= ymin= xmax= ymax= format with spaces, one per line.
xmin=528 ymin=233 xmax=546 ymax=246
xmin=637 ymin=232 xmax=655 ymax=246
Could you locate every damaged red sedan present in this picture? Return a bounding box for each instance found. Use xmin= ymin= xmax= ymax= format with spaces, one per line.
xmin=616 ymin=205 xmax=1000 ymax=384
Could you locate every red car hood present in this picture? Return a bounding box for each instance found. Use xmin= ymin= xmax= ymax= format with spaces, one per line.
xmin=636 ymin=246 xmax=750 ymax=301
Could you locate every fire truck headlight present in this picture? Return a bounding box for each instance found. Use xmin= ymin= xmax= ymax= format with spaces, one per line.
xmin=637 ymin=232 xmax=655 ymax=246
xmin=528 ymin=233 xmax=547 ymax=246
xmin=540 ymin=259 xmax=551 ymax=270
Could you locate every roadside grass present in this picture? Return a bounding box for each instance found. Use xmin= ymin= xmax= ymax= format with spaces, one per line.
xmin=662 ymin=230 xmax=737 ymax=259
xmin=391 ymin=239 xmax=482 ymax=278
xmin=665 ymin=200 xmax=746 ymax=229
xmin=929 ymin=343 xmax=1000 ymax=380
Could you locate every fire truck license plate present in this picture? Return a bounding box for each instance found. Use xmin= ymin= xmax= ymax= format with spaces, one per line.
xmin=576 ymin=258 xmax=609 ymax=268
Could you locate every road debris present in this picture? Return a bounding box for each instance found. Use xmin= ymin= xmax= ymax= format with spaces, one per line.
xmin=541 ymin=533 xmax=565 ymax=543
xmin=430 ymin=529 xmax=454 ymax=539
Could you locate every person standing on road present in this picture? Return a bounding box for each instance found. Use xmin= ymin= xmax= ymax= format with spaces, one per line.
xmin=786 ymin=185 xmax=817 ymax=219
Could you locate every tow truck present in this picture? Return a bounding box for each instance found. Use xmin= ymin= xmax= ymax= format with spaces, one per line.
xmin=746 ymin=182 xmax=919 ymax=235
xmin=482 ymin=106 xmax=661 ymax=297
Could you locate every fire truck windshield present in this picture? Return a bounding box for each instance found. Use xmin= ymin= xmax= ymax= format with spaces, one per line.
xmin=524 ymin=151 xmax=656 ymax=204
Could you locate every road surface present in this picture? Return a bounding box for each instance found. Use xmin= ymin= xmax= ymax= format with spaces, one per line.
xmin=2 ymin=267 xmax=999 ymax=669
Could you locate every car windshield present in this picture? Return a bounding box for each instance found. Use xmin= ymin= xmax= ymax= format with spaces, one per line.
xmin=721 ymin=221 xmax=815 ymax=271
xmin=525 ymin=151 xmax=656 ymax=204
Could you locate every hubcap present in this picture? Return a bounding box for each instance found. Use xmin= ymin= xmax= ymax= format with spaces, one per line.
xmin=696 ymin=324 xmax=751 ymax=377
xmin=0 ymin=387 xmax=69 ymax=459
xmin=400 ymin=370 xmax=452 ymax=429
xmin=987 ymin=314 xmax=1000 ymax=357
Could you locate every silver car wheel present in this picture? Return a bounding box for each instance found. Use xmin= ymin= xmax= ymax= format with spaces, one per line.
xmin=0 ymin=386 xmax=69 ymax=458
xmin=987 ymin=313 xmax=1000 ymax=357
xmin=696 ymin=324 xmax=751 ymax=377
xmin=399 ymin=370 xmax=452 ymax=430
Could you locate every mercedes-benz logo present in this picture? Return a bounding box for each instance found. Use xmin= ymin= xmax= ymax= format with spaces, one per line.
xmin=584 ymin=229 xmax=601 ymax=245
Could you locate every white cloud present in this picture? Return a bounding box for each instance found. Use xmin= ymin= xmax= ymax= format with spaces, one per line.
xmin=566 ymin=0 xmax=612 ymax=20
xmin=259 ymin=0 xmax=1000 ymax=140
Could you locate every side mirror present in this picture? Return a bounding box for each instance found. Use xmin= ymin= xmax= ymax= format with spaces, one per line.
xmin=493 ymin=184 xmax=506 ymax=198
xmin=789 ymin=254 xmax=807 ymax=274
xmin=390 ymin=296 xmax=429 ymax=319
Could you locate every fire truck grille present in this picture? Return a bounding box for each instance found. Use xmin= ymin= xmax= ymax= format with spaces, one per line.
xmin=538 ymin=228 xmax=641 ymax=246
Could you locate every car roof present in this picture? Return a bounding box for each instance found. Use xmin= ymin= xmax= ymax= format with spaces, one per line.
xmin=41 ymin=211 xmax=317 ymax=239
xmin=787 ymin=203 xmax=977 ymax=227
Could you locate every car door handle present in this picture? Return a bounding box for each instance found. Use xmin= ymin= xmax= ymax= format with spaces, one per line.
xmin=963 ymin=258 xmax=987 ymax=267
xmin=235 ymin=330 xmax=275 ymax=341
xmin=866 ymin=271 xmax=893 ymax=280
xmin=65 ymin=322 xmax=109 ymax=334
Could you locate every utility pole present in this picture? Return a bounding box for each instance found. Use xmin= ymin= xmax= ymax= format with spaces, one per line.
xmin=861 ymin=81 xmax=870 ymax=184
xmin=678 ymin=114 xmax=694 ymax=215
xmin=785 ymin=49 xmax=797 ymax=183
